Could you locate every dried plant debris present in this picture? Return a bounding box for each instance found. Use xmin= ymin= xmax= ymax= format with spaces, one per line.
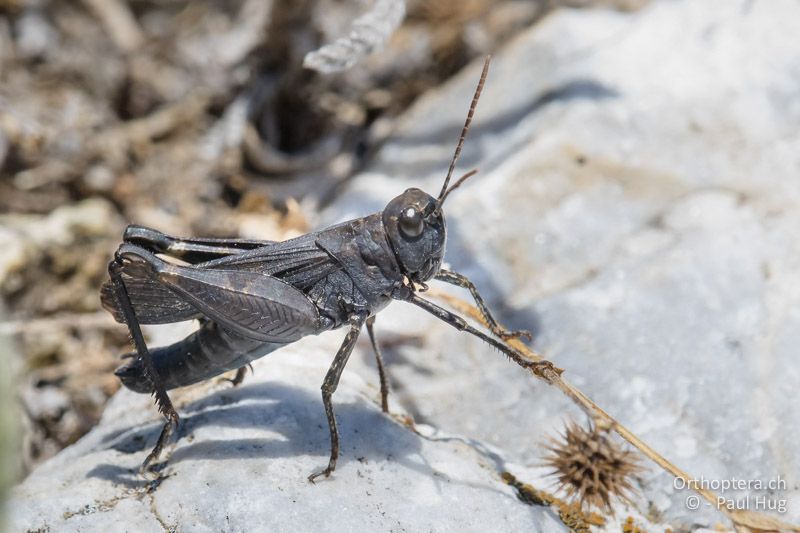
xmin=437 ymin=293 xmax=800 ymax=532
xmin=0 ymin=199 xmax=127 ymax=471
xmin=304 ymin=0 xmax=406 ymax=73
xmin=621 ymin=515 xmax=647 ymax=533
xmin=501 ymin=471 xmax=605 ymax=533
xmin=542 ymin=421 xmax=642 ymax=514
xmin=0 ymin=0 xmax=651 ymax=472
xmin=0 ymin=326 xmax=16 ymax=515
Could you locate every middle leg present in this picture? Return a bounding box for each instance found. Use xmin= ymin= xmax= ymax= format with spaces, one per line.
xmin=365 ymin=316 xmax=390 ymax=413
xmin=225 ymin=364 xmax=253 ymax=387
xmin=308 ymin=312 xmax=368 ymax=482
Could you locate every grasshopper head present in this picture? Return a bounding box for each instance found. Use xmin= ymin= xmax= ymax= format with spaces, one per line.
xmin=383 ymin=188 xmax=446 ymax=283
xmin=383 ymin=56 xmax=491 ymax=285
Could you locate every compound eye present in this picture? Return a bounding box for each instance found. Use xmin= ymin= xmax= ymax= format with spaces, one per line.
xmin=398 ymin=206 xmax=424 ymax=238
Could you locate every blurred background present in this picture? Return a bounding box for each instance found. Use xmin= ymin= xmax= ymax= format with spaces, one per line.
xmin=0 ymin=0 xmax=644 ymax=510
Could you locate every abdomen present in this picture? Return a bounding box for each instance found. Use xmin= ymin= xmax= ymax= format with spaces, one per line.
xmin=115 ymin=320 xmax=287 ymax=393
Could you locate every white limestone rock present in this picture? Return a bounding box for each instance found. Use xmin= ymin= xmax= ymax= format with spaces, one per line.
xmin=330 ymin=0 xmax=800 ymax=529
xmin=9 ymin=335 xmax=564 ymax=532
xmin=9 ymin=0 xmax=800 ymax=531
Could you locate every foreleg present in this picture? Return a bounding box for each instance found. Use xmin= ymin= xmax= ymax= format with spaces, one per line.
xmin=435 ymin=269 xmax=531 ymax=341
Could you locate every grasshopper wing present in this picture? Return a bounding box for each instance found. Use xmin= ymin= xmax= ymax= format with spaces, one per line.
xmin=111 ymin=244 xmax=322 ymax=342
xmin=101 ymin=275 xmax=202 ymax=324
xmin=101 ymin=232 xmax=337 ymax=326
xmin=101 ymin=227 xmax=278 ymax=324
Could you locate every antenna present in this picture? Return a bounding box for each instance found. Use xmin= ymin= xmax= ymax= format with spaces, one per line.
xmin=436 ymin=55 xmax=491 ymax=209
xmin=438 ymin=169 xmax=478 ymax=206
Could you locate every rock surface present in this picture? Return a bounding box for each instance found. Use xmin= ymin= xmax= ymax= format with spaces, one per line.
xmin=10 ymin=336 xmax=564 ymax=532
xmin=331 ymin=0 xmax=800 ymax=529
xmin=9 ymin=0 xmax=800 ymax=531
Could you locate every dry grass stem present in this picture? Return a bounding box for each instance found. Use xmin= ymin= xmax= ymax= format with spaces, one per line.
xmin=426 ymin=288 xmax=799 ymax=533
xmin=81 ymin=0 xmax=144 ymax=53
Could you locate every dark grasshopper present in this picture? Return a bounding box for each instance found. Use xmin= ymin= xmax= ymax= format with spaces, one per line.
xmin=102 ymin=57 xmax=553 ymax=482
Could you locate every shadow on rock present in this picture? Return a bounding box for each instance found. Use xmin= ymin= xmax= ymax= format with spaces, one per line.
xmin=88 ymin=381 xmax=427 ymax=485
xmin=383 ymin=79 xmax=620 ymax=177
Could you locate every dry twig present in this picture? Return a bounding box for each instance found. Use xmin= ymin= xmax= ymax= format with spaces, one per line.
xmin=303 ymin=0 xmax=406 ymax=73
xmin=81 ymin=0 xmax=144 ymax=53
xmin=427 ymin=288 xmax=800 ymax=533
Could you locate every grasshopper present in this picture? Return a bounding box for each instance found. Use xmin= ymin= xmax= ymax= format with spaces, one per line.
xmin=102 ymin=57 xmax=552 ymax=481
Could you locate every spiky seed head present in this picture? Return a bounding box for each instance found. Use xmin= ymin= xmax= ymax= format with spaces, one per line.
xmin=542 ymin=421 xmax=641 ymax=513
